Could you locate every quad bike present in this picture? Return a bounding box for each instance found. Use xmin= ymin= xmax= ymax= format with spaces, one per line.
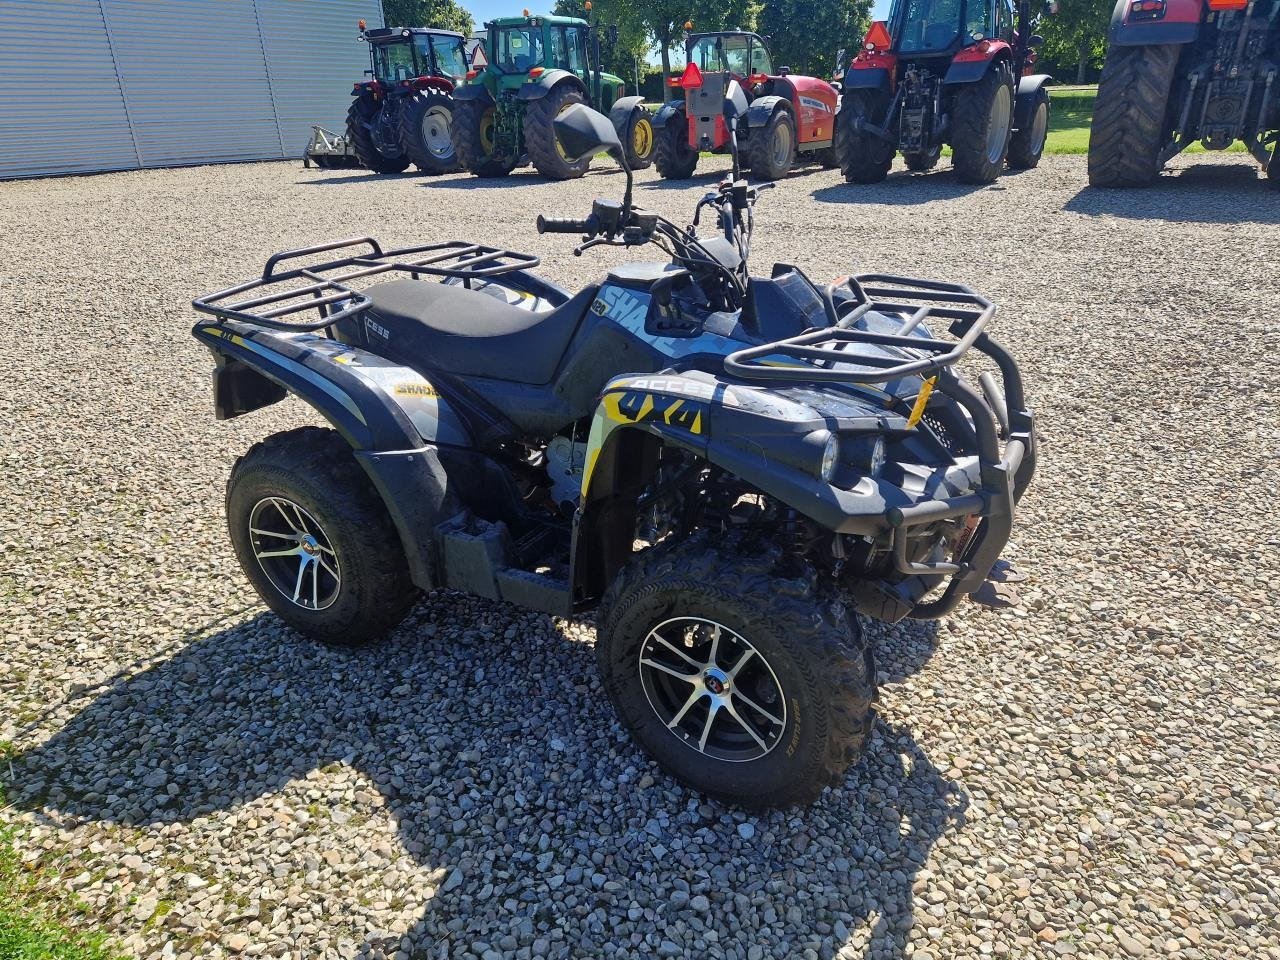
xmin=346 ymin=23 xmax=470 ymax=174
xmin=192 ymin=93 xmax=1037 ymax=808
xmin=1088 ymin=0 xmax=1280 ymax=187
xmin=837 ymin=0 xmax=1054 ymax=183
xmin=654 ymin=30 xmax=842 ymax=180
xmin=451 ymin=10 xmax=654 ymax=179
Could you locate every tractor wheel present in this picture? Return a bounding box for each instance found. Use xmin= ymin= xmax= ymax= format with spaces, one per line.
xmin=654 ymin=110 xmax=699 ymax=179
xmin=1087 ymin=44 xmax=1179 ymax=187
xmin=951 ymin=60 xmax=1015 ymax=184
xmin=346 ymin=98 xmax=411 ymax=174
xmin=837 ymin=90 xmax=894 ymax=184
xmin=746 ymin=108 xmax=797 ymax=181
xmin=226 ymin=427 xmax=417 ymax=647
xmin=400 ymin=89 xmax=460 ymax=174
xmin=622 ymin=106 xmax=657 ymax=170
xmin=451 ymin=98 xmax=517 ymax=177
xmin=525 ymin=83 xmax=592 ymax=180
xmin=904 ymin=144 xmax=942 ymax=172
xmin=1007 ymin=85 xmax=1050 ymax=169
xmin=596 ymin=531 xmax=877 ymax=809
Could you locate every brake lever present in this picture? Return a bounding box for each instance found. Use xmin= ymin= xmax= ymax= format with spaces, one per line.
xmin=573 ymin=237 xmax=610 ymax=257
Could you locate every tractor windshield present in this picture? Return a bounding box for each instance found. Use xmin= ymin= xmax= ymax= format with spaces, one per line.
xmin=894 ymin=0 xmax=984 ymax=53
xmin=430 ymin=34 xmax=468 ymax=79
xmin=371 ymin=39 xmax=420 ymax=83
xmin=492 ymin=25 xmax=544 ymax=73
xmin=688 ymin=35 xmax=772 ymax=78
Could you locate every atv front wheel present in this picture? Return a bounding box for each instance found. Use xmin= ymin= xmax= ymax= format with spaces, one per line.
xmin=400 ymin=89 xmax=460 ymax=174
xmin=452 ymin=98 xmax=517 ymax=177
xmin=1007 ymin=85 xmax=1049 ymax=169
xmin=1087 ymin=44 xmax=1179 ymax=187
xmin=525 ymin=83 xmax=592 ymax=180
xmin=227 ymin=427 xmax=417 ymax=646
xmin=950 ymin=60 xmax=1014 ymax=184
xmin=346 ymin=98 xmax=411 ymax=174
xmin=837 ymin=91 xmax=894 ymax=184
xmin=596 ymin=534 xmax=877 ymax=808
xmin=654 ymin=110 xmax=699 ymax=179
xmin=746 ymin=108 xmax=797 ymax=181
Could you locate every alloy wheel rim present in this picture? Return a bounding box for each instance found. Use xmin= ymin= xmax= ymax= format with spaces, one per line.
xmin=424 ymin=106 xmax=454 ymax=158
xmin=986 ymin=85 xmax=1012 ymax=165
xmin=249 ymin=497 xmax=341 ymax=611
xmin=638 ymin=617 xmax=787 ymax=762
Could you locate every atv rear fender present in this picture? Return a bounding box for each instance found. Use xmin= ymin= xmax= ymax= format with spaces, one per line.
xmin=1109 ymin=0 xmax=1202 ymax=45
xmin=1014 ymin=74 xmax=1053 ymax=128
xmin=942 ymin=40 xmax=1013 ymax=84
xmin=518 ymin=69 xmax=585 ymax=100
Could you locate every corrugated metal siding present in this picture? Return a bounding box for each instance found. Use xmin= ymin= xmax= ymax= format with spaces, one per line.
xmin=257 ymin=0 xmax=384 ymax=159
xmin=0 ymin=0 xmax=138 ymax=179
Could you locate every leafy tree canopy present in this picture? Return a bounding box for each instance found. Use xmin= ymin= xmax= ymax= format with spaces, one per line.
xmin=382 ymin=0 xmax=475 ymax=36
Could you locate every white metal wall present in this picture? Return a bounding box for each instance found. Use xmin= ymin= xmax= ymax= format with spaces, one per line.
xmin=0 ymin=0 xmax=382 ymax=179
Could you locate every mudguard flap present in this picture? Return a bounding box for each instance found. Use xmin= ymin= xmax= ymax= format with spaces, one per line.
xmin=1014 ymin=74 xmax=1053 ymax=128
xmin=453 ymin=83 xmax=492 ymax=102
xmin=746 ymin=94 xmax=790 ymax=128
xmin=942 ymin=41 xmax=1012 ymax=84
xmin=1110 ymin=0 xmax=1202 ymax=44
xmin=652 ymin=100 xmax=685 ymax=129
xmin=517 ymin=69 xmax=584 ymax=100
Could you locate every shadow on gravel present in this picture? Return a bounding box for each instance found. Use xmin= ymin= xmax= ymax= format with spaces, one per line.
xmin=1063 ymin=165 xmax=1280 ymax=224
xmin=5 ymin=600 xmax=962 ymax=960
xmin=416 ymin=168 xmax=622 ymax=190
xmin=811 ymin=172 xmax=993 ymax=206
xmin=298 ymin=171 xmax=425 ymax=186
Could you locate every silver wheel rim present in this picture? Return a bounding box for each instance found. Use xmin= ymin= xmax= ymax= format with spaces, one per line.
xmin=771 ymin=121 xmax=793 ymax=168
xmin=638 ymin=617 xmax=787 ymax=762
xmin=423 ymin=106 xmax=453 ymax=159
xmin=249 ymin=497 xmax=341 ymax=611
xmin=1029 ymin=101 xmax=1048 ymax=155
xmin=987 ymin=85 xmax=1012 ymax=165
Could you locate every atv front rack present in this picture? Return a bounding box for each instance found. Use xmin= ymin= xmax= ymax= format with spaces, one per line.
xmin=192 ymin=237 xmax=541 ymax=332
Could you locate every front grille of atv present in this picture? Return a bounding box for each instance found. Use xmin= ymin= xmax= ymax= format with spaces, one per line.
xmin=920 ymin=413 xmax=959 ymax=454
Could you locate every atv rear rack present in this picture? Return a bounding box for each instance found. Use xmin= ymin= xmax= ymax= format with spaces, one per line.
xmin=192 ymin=237 xmax=541 ymax=332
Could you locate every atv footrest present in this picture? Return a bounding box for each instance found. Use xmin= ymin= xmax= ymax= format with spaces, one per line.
xmin=436 ymin=515 xmax=571 ymax=617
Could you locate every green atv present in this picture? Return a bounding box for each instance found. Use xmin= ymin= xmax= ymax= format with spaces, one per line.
xmin=451 ymin=12 xmax=655 ymax=179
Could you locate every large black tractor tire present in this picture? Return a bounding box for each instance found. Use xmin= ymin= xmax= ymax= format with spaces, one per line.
xmin=951 ymin=60 xmax=1015 ymax=184
xmin=596 ymin=532 xmax=877 ymax=808
xmin=618 ymin=105 xmax=657 ymax=170
xmin=452 ymin=98 xmax=517 ymax=177
xmin=1088 ymin=44 xmax=1179 ymax=187
xmin=837 ymin=90 xmax=895 ymax=184
xmin=346 ymin=98 xmax=411 ymax=174
xmin=904 ymin=144 xmax=942 ymax=172
xmin=524 ymin=83 xmax=592 ymax=180
xmin=1007 ymin=85 xmax=1050 ymax=169
xmin=400 ymin=89 xmax=460 ymax=174
xmin=226 ymin=427 xmax=417 ymax=647
xmin=654 ymin=110 xmax=699 ymax=179
xmin=746 ymin=108 xmax=797 ymax=181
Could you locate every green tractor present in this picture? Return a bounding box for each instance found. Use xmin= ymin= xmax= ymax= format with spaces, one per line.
xmin=452 ymin=11 xmax=655 ymax=179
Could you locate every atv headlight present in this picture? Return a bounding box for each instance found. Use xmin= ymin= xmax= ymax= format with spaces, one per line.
xmin=820 ymin=433 xmax=840 ymax=483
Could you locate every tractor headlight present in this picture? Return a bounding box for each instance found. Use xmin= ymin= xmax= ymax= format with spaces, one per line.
xmin=820 ymin=434 xmax=840 ymax=483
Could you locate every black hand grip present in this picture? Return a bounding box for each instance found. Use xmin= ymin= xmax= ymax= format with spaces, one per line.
xmin=537 ymin=215 xmax=591 ymax=234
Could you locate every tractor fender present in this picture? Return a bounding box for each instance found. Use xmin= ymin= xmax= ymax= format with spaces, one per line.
xmin=1109 ymin=0 xmax=1202 ymax=45
xmin=192 ymin=320 xmax=470 ymax=589
xmin=842 ymin=66 xmax=893 ymax=93
xmin=746 ymin=95 xmax=792 ymax=129
xmin=518 ymin=69 xmax=586 ymax=100
xmin=1014 ymin=74 xmax=1054 ymax=129
xmin=608 ymin=95 xmax=648 ymax=136
xmin=414 ymin=76 xmax=457 ymax=96
xmin=942 ymin=40 xmax=1013 ymax=84
xmin=651 ymin=99 xmax=685 ymax=129
xmin=453 ymin=83 xmax=493 ymax=102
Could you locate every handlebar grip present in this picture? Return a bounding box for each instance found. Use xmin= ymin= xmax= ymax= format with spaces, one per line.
xmin=537 ymin=215 xmax=592 ymax=235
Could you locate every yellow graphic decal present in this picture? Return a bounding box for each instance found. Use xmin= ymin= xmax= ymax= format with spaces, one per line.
xmin=906 ymin=376 xmax=937 ymax=429
xmin=394 ymin=382 xmax=438 ymax=398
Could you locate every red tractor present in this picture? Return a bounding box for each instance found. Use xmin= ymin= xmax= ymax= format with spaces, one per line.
xmin=836 ymin=0 xmax=1054 ymax=184
xmin=652 ymin=31 xmax=842 ymax=180
xmin=1089 ymin=0 xmax=1279 ymax=186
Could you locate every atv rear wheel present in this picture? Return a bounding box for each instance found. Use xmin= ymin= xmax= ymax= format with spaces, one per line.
xmin=525 ymin=83 xmax=592 ymax=180
xmin=596 ymin=533 xmax=877 ymax=808
xmin=746 ymin=108 xmax=797 ymax=180
xmin=346 ymin=98 xmax=411 ymax=174
xmin=400 ymin=89 xmax=460 ymax=174
xmin=1007 ymin=85 xmax=1050 ymax=169
xmin=951 ymin=60 xmax=1014 ymax=183
xmin=452 ymin=98 xmax=517 ymax=177
xmin=904 ymin=144 xmax=942 ymax=172
xmin=1088 ymin=44 xmax=1179 ymax=187
xmin=227 ymin=427 xmax=417 ymax=647
xmin=837 ymin=90 xmax=894 ymax=184
xmin=622 ymin=106 xmax=656 ymax=170
xmin=654 ymin=110 xmax=699 ymax=179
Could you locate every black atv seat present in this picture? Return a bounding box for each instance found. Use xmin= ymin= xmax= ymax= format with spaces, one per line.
xmin=364 ymin=279 xmax=592 ymax=385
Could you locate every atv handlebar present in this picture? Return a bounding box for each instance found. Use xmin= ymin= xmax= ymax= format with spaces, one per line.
xmin=537 ymin=215 xmax=595 ymax=235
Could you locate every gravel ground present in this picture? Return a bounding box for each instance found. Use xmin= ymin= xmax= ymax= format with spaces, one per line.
xmin=1 ymin=152 xmax=1278 ymax=960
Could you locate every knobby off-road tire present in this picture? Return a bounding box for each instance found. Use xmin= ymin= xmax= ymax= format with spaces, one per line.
xmin=951 ymin=60 xmax=1015 ymax=184
xmin=904 ymin=144 xmax=942 ymax=172
xmin=525 ymin=83 xmax=592 ymax=180
xmin=346 ymin=99 xmax=411 ymax=174
xmin=654 ymin=110 xmax=699 ymax=179
xmin=837 ymin=90 xmax=894 ymax=184
xmin=1007 ymin=85 xmax=1050 ymax=169
xmin=1088 ymin=44 xmax=1179 ymax=187
xmin=400 ymin=89 xmax=460 ymax=174
xmin=746 ymin=108 xmax=797 ymax=181
xmin=226 ymin=427 xmax=417 ymax=647
xmin=596 ymin=532 xmax=877 ymax=808
xmin=452 ymin=98 xmax=517 ymax=177
xmin=622 ymin=106 xmax=657 ymax=170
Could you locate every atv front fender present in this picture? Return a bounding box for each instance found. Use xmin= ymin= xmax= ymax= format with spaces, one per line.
xmin=1109 ymin=0 xmax=1202 ymax=44
xmin=651 ymin=100 xmax=685 ymax=129
xmin=518 ymin=69 xmax=586 ymax=100
xmin=746 ymin=95 xmax=791 ymax=128
xmin=942 ymin=41 xmax=1012 ymax=84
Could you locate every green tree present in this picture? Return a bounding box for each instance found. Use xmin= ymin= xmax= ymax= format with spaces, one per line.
xmin=1035 ymin=0 xmax=1111 ymax=82
xmin=756 ymin=0 xmax=871 ymax=77
xmin=553 ymin=0 xmax=651 ymax=82
xmin=382 ymin=0 xmax=474 ymax=35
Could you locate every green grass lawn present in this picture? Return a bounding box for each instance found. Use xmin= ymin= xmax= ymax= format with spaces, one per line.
xmin=1046 ymin=85 xmax=1245 ymax=154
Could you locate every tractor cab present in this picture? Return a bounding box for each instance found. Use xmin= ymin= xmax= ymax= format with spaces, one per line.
xmin=685 ymin=31 xmax=774 ymax=80
xmin=360 ymin=27 xmax=469 ymax=87
xmin=886 ymin=0 xmax=1016 ymax=56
